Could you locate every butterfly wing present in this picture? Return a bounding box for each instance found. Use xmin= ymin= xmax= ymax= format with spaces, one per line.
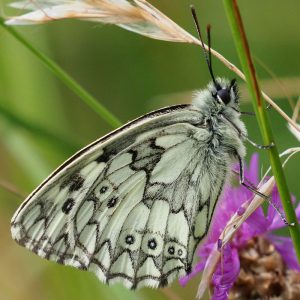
xmin=11 ymin=104 xmax=227 ymax=289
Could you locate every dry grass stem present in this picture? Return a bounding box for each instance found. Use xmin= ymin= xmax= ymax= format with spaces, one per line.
xmin=4 ymin=0 xmax=300 ymax=132
xmin=0 ymin=179 xmax=26 ymax=198
xmin=288 ymin=99 xmax=300 ymax=141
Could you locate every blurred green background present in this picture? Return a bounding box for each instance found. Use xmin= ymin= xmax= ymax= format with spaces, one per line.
xmin=0 ymin=1 xmax=299 ymax=299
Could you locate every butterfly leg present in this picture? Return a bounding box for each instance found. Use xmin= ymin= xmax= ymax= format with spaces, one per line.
xmin=240 ymin=104 xmax=272 ymax=116
xmin=234 ymin=152 xmax=291 ymax=226
xmin=235 ymin=154 xmax=270 ymax=199
xmin=244 ymin=136 xmax=274 ymax=150
xmin=240 ymin=111 xmax=255 ymax=116
xmin=240 ymin=103 xmax=273 ymax=116
xmin=221 ymin=114 xmax=274 ymax=150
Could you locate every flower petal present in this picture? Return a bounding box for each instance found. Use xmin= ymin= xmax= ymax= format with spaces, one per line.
xmin=268 ymin=234 xmax=300 ymax=271
xmin=211 ymin=245 xmax=240 ymax=300
xmin=268 ymin=192 xmax=297 ymax=231
xmin=179 ymin=261 xmax=205 ymax=286
xmin=247 ymin=153 xmax=259 ymax=184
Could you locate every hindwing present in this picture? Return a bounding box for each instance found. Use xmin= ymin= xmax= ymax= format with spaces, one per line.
xmin=11 ymin=104 xmax=228 ymax=289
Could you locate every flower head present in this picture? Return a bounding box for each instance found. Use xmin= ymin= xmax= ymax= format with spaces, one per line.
xmin=180 ymin=154 xmax=300 ymax=299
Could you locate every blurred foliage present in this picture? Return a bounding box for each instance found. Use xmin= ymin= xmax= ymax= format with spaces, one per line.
xmin=0 ymin=1 xmax=299 ymax=300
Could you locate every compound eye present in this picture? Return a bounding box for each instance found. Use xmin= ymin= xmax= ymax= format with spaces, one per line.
xmin=217 ymin=88 xmax=230 ymax=104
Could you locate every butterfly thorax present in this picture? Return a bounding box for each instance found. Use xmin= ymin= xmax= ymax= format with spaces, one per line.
xmin=192 ymin=78 xmax=246 ymax=156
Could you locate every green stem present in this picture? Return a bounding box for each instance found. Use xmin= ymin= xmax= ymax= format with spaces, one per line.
xmin=223 ymin=0 xmax=300 ymax=263
xmin=0 ymin=17 xmax=121 ymax=129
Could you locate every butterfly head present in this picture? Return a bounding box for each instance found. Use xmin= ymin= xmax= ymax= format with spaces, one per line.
xmin=190 ymin=8 xmax=240 ymax=112
xmin=192 ymin=77 xmax=239 ymax=113
xmin=210 ymin=77 xmax=239 ymax=106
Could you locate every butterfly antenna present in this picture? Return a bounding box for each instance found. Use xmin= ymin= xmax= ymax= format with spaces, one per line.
xmin=190 ymin=5 xmax=217 ymax=87
xmin=206 ymin=24 xmax=215 ymax=81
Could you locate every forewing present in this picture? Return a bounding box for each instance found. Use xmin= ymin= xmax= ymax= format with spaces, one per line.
xmin=11 ymin=104 xmax=226 ymax=288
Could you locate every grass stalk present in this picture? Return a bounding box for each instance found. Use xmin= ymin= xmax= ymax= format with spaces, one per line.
xmin=0 ymin=16 xmax=121 ymax=129
xmin=223 ymin=0 xmax=300 ymax=263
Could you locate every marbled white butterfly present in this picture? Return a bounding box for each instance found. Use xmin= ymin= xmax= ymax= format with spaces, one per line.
xmin=10 ymin=10 xmax=265 ymax=290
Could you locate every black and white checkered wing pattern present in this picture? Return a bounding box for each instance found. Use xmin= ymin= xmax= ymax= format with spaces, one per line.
xmin=11 ymin=105 xmax=228 ymax=289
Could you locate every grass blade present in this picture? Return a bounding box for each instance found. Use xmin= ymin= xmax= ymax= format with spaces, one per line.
xmin=223 ymin=0 xmax=300 ymax=263
xmin=0 ymin=16 xmax=121 ymax=129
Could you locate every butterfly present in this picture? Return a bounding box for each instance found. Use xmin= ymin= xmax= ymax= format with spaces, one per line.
xmin=10 ymin=8 xmax=257 ymax=291
xmin=11 ymin=76 xmax=249 ymax=289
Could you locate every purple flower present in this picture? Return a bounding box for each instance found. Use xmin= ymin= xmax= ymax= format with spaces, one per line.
xmin=180 ymin=154 xmax=300 ymax=299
